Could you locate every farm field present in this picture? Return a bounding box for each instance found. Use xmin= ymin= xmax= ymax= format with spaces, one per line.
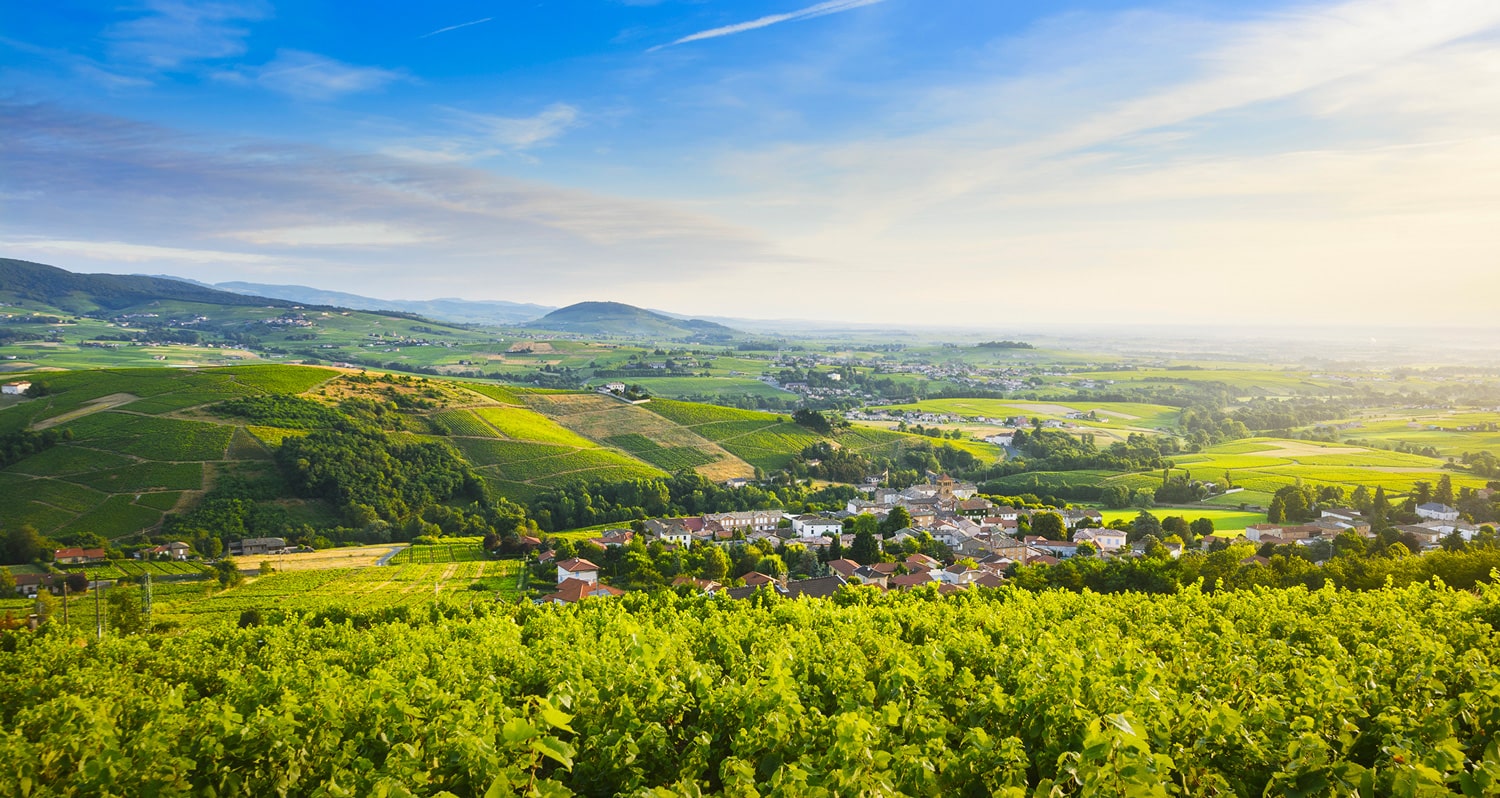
xmin=1327 ymin=410 xmax=1500 ymax=458
xmin=622 ymin=376 xmax=794 ymax=401
xmin=521 ymin=392 xmax=754 ymax=480
xmin=1052 ymin=368 xmax=1349 ymax=395
xmin=875 ymin=398 xmax=1183 ymax=432
xmin=1098 ymin=508 xmax=1266 ymax=533
xmin=145 ymin=558 xmax=528 ymax=626
xmin=991 ymin=436 xmax=1485 ymax=507
xmin=231 ymin=543 xmax=405 ymax=572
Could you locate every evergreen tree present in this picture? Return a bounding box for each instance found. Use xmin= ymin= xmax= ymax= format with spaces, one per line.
xmin=850 ymin=530 xmax=881 ymax=565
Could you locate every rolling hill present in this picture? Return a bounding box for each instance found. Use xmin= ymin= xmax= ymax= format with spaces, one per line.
xmin=212 ymin=281 xmax=553 ymax=325
xmin=0 ymin=258 xmax=298 ymax=313
xmin=526 ymin=301 xmax=740 ymax=340
xmin=0 ymin=366 xmax=988 ymax=543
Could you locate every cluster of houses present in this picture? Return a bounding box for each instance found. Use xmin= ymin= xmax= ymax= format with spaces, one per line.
xmin=1241 ymin=502 xmax=1485 ymax=551
xmin=1 ymin=381 xmax=31 ymax=396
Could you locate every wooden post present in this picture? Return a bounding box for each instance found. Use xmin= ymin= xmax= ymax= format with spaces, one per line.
xmin=94 ymin=579 xmax=102 ymax=641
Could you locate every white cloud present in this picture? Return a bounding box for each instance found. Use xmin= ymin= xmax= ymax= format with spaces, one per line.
xmin=106 ymin=0 xmax=269 ymax=71
xmin=0 ymin=237 xmax=279 ymax=264
xmin=452 ymin=104 xmax=582 ymax=150
xmin=653 ymin=0 xmax=886 ymax=50
xmin=223 ymin=50 xmax=407 ymax=100
xmin=224 ymin=224 xmax=432 ymax=247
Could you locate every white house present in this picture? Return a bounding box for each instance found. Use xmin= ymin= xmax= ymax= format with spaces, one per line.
xmin=1072 ymin=527 xmax=1127 ymax=552
xmin=1 ymin=382 xmax=30 ymax=396
xmin=1416 ymin=503 xmax=1460 ymax=522
xmin=555 ymin=558 xmax=600 ymax=585
xmin=792 ymin=514 xmax=844 ymax=537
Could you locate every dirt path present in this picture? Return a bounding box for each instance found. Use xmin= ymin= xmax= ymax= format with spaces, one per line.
xmin=32 ymin=393 xmax=139 ymax=430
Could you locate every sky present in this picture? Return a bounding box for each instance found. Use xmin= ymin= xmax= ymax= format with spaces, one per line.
xmin=3 ymin=0 xmax=1500 ymax=327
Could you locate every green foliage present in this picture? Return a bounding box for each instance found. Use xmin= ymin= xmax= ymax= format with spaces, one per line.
xmin=211 ymin=394 xmax=346 ymax=429
xmin=2 ymin=585 xmax=1498 ymax=795
xmin=277 ymin=428 xmax=484 ymax=523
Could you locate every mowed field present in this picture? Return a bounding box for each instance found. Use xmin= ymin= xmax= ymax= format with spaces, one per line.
xmin=1325 ymin=409 xmax=1500 ymax=459
xmin=1098 ymin=508 xmax=1267 ymax=534
xmin=987 ymin=436 xmax=1484 ymax=507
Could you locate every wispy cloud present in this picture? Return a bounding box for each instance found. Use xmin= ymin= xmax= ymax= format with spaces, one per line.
xmin=379 ymin=103 xmax=583 ymax=163
xmin=106 ymin=0 xmax=269 ymax=71
xmin=0 ymin=101 xmax=782 ymax=300
xmin=218 ymin=50 xmax=407 ymax=100
xmin=652 ymin=0 xmax=886 ymax=50
xmin=420 ymin=17 xmax=494 ymax=39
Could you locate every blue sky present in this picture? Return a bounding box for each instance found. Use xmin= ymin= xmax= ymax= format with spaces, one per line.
xmin=4 ymin=0 xmax=1500 ymax=325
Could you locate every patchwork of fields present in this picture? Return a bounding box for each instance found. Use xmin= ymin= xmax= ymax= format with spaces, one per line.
xmin=986 ymin=436 xmax=1482 ymax=506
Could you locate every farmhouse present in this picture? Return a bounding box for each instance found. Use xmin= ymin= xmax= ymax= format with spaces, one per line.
xmin=53 ymin=547 xmax=106 ymax=565
xmin=1073 ymin=527 xmax=1127 ymax=552
xmin=231 ymin=537 xmax=288 ymax=556
xmin=540 ymin=578 xmax=624 ymax=605
xmin=1416 ymin=503 xmax=1460 ymax=522
xmin=555 ymin=558 xmax=601 ymax=585
xmin=136 ymin=541 xmax=193 ymax=561
xmin=12 ymin=574 xmax=58 ymax=597
xmin=791 ymin=514 xmax=843 ymax=537
xmin=1 ymin=381 xmax=31 ymax=395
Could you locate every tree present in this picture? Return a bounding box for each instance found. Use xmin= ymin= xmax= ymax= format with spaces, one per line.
xmin=1031 ymin=512 xmax=1066 ymax=541
xmin=1351 ymin=485 xmax=1372 ymax=512
xmin=791 ymin=409 xmax=833 ymax=435
xmin=1189 ymin=517 xmax=1215 ymax=540
xmin=106 ymin=585 xmax=146 ymax=635
xmin=1161 ymin=516 xmax=1189 ymax=538
xmin=880 ymin=506 xmax=912 ymax=535
xmin=699 ymin=546 xmax=730 ymax=582
xmin=1 ymin=524 xmax=44 ymax=565
xmin=1412 ymin=481 xmax=1433 ymax=506
xmin=1267 ymin=497 xmax=1287 ymax=524
xmin=1435 ymin=475 xmax=1455 ymax=506
xmin=1130 ymin=511 xmax=1162 ymax=542
xmin=850 ymin=530 xmax=881 ymax=565
xmin=215 ymin=559 xmax=243 ymax=588
xmin=0 ymin=566 xmax=13 ymax=593
xmin=1076 ymin=541 xmax=1098 ymax=557
xmin=1100 ymin=485 xmax=1131 ymax=509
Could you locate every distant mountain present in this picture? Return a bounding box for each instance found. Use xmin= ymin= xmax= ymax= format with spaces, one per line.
xmin=213 ymin=281 xmax=553 ymax=326
xmin=0 ymin=258 xmax=296 ymax=313
xmin=527 ymin=301 xmax=740 ymax=340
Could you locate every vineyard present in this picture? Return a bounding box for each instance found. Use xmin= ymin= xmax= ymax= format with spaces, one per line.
xmin=2 ymin=582 xmax=1497 ymax=795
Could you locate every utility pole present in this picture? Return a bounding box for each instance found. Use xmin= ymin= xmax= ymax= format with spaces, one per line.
xmin=94 ymin=579 xmax=103 ymax=641
xmin=62 ymin=580 xmax=69 ymax=626
xmin=142 ymin=572 xmax=152 ymax=619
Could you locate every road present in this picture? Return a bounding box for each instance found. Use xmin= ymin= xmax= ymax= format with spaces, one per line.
xmin=375 ymin=545 xmax=408 ymax=567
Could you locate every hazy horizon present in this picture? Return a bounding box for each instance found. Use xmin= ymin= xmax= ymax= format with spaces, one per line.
xmin=5 ymin=1 xmax=1500 ymax=326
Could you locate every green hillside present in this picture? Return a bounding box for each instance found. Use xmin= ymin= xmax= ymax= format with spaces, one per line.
xmin=0 ymin=367 xmax=1001 ymax=547
xmin=525 ymin=301 xmax=739 ymax=340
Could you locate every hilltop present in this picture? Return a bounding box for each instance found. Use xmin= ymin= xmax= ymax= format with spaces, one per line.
xmin=527 ymin=301 xmax=740 ymax=340
xmin=0 ymin=258 xmax=295 ymax=313
xmin=212 ymin=281 xmax=553 ymax=326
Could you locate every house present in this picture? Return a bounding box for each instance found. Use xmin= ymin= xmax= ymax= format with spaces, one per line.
xmin=850 ymin=566 xmax=889 ymax=588
xmin=587 ymin=529 xmax=634 ymax=548
xmin=1060 ymin=509 xmax=1104 ymax=527
xmin=540 ymin=578 xmax=624 ymax=605
xmin=1244 ymin=524 xmax=1284 ymax=542
xmin=231 ymin=537 xmax=287 ymax=556
xmin=904 ymin=553 xmax=941 ymax=572
xmin=740 ymin=571 xmax=781 ymax=589
xmin=137 ymin=541 xmax=193 ymax=561
xmin=1023 ymin=536 xmax=1079 ymax=558
xmin=671 ymin=576 xmax=723 ymax=593
xmin=942 ymin=563 xmax=980 ymax=585
xmin=53 ymin=547 xmax=106 ymax=565
xmin=887 ymin=572 xmax=934 ymax=591
xmin=1416 ymin=503 xmax=1460 ymax=522
xmin=957 ymin=498 xmax=995 ymax=516
xmin=645 ymin=519 xmax=695 ymax=546
xmin=12 ymin=574 xmax=58 ymax=597
xmin=703 ymin=510 xmax=782 ymax=533
xmin=783 ymin=575 xmax=848 ymax=600
xmin=827 ymin=559 xmax=861 ymax=579
xmin=792 ymin=514 xmax=844 ymax=537
xmin=1 ymin=381 xmax=31 ymax=396
xmin=555 ymin=558 xmax=601 ymax=585
xmin=1072 ymin=527 xmax=1127 ymax=552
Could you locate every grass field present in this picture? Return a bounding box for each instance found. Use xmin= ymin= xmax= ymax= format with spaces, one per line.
xmin=875 ymin=398 xmax=1182 ymax=432
xmin=1098 ymin=508 xmax=1266 ymax=533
